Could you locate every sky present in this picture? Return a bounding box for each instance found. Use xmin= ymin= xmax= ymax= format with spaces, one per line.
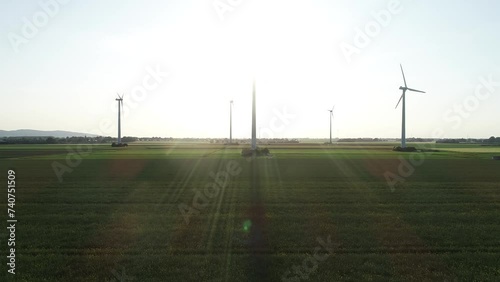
xmin=1 ymin=0 xmax=499 ymax=139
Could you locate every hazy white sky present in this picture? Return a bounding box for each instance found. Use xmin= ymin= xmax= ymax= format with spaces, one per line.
xmin=1 ymin=0 xmax=499 ymax=138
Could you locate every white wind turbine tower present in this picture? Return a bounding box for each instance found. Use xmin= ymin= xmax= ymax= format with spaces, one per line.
xmin=251 ymin=80 xmax=256 ymax=151
xmin=395 ymin=65 xmax=426 ymax=149
xmin=116 ymin=94 xmax=124 ymax=144
xmin=229 ymin=100 xmax=233 ymax=144
xmin=327 ymin=105 xmax=335 ymax=144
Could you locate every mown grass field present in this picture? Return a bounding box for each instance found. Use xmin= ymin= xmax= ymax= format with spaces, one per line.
xmin=1 ymin=142 xmax=500 ymax=281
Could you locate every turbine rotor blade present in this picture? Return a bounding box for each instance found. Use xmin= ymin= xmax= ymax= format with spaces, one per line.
xmin=400 ymin=64 xmax=407 ymax=88
xmin=395 ymin=93 xmax=404 ymax=109
xmin=407 ymin=88 xmax=425 ymax=93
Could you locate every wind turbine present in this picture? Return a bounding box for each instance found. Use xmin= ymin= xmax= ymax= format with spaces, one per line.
xmin=229 ymin=100 xmax=233 ymax=144
xmin=116 ymin=94 xmax=124 ymax=144
xmin=327 ymin=105 xmax=335 ymax=144
xmin=395 ymin=64 xmax=425 ymax=149
xmin=251 ymin=80 xmax=256 ymax=151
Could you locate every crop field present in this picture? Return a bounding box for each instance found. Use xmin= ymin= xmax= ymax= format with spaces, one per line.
xmin=1 ymin=142 xmax=500 ymax=281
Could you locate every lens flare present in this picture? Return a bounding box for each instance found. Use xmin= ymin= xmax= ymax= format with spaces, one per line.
xmin=243 ymin=220 xmax=252 ymax=232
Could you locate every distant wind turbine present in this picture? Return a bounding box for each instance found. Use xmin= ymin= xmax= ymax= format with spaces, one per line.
xmin=395 ymin=65 xmax=426 ymax=148
xmin=229 ymin=100 xmax=233 ymax=144
xmin=251 ymin=80 xmax=256 ymax=151
xmin=116 ymin=94 xmax=124 ymax=144
xmin=327 ymin=105 xmax=335 ymax=144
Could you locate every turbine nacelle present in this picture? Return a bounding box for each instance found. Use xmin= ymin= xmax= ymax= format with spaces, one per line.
xmin=116 ymin=93 xmax=124 ymax=113
xmin=327 ymin=105 xmax=335 ymax=114
xmin=116 ymin=93 xmax=124 ymax=102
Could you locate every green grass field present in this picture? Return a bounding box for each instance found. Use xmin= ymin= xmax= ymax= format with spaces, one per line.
xmin=1 ymin=142 xmax=500 ymax=281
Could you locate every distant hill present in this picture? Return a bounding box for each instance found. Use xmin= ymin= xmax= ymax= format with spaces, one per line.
xmin=0 ymin=129 xmax=98 ymax=138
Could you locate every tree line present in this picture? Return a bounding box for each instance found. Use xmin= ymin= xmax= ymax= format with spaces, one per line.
xmin=0 ymin=136 xmax=137 ymax=144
